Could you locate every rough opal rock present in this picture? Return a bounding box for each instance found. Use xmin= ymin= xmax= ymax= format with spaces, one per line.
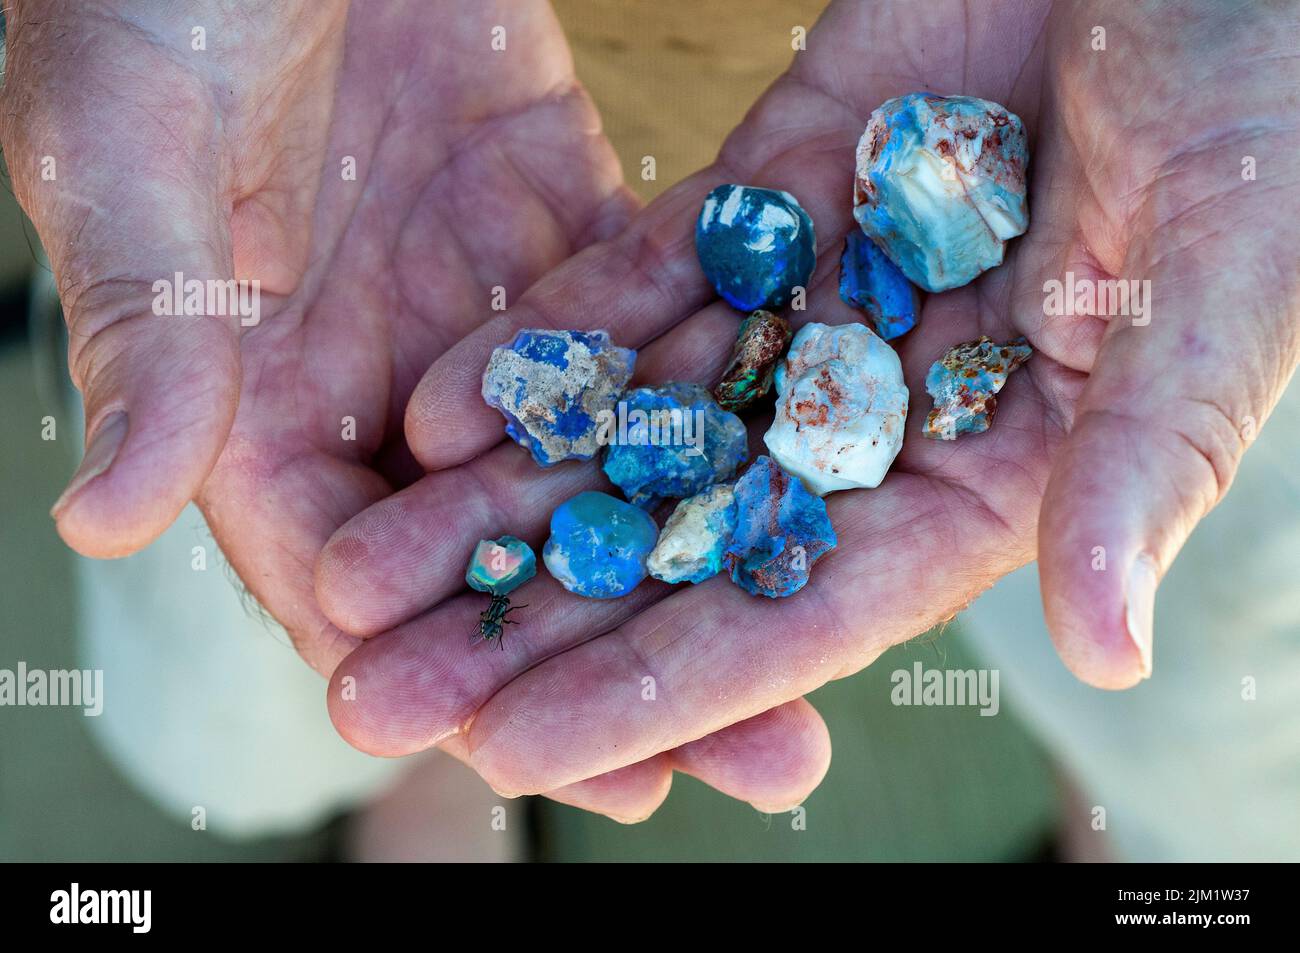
xmin=602 ymin=382 xmax=748 ymax=509
xmin=465 ymin=536 xmax=536 ymax=595
xmin=724 ymin=456 xmax=836 ymax=598
xmin=853 ymin=92 xmax=1029 ymax=292
xmin=543 ymin=491 xmax=659 ymax=599
xmin=714 ymin=310 xmax=792 ymax=412
xmin=696 ymin=184 xmax=817 ymax=312
xmin=924 ymin=336 xmax=1033 ymax=440
xmin=764 ymin=322 xmax=909 ymax=496
xmin=839 ymin=230 xmax=920 ymax=340
xmin=482 ymin=328 xmax=635 ymax=467
xmin=646 ymin=485 xmax=738 ymax=585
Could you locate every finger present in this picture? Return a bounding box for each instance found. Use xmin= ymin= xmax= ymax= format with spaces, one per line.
xmin=430 ymin=731 xmax=673 ymax=824
xmin=402 ymin=70 xmax=872 ymax=473
xmin=543 ymin=756 xmax=674 ymax=824
xmin=316 ymin=303 xmax=741 ymax=636
xmin=1 ymin=24 xmax=241 ymax=558
xmin=524 ymin=699 xmax=833 ymax=820
xmin=670 ymin=698 xmax=832 ymax=813
xmin=1038 ymin=269 xmax=1299 ymax=691
xmin=350 ymin=673 xmax=828 ymax=822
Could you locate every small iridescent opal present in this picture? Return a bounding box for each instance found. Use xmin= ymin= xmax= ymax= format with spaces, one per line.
xmin=696 ymin=184 xmax=817 ymax=312
xmin=713 ymin=310 xmax=792 ymax=412
xmin=465 ymin=536 xmax=537 ymax=595
xmin=839 ymin=230 xmax=920 ymax=340
xmin=724 ymin=456 xmax=837 ymax=599
xmin=923 ymin=336 xmax=1033 ymax=440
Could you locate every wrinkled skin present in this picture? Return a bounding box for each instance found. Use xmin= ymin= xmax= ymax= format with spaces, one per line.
xmin=7 ymin=0 xmax=1299 ymax=818
xmin=2 ymin=0 xmax=831 ymax=820
xmin=317 ymin=0 xmax=1300 ymax=798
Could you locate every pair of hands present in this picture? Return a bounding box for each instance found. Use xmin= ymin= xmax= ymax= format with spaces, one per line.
xmin=7 ymin=0 xmax=1298 ymax=821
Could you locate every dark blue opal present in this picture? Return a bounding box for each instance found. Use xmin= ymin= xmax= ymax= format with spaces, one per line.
xmin=839 ymin=230 xmax=920 ymax=340
xmin=602 ymin=382 xmax=748 ymax=510
xmin=695 ymin=185 xmax=817 ymax=312
xmin=724 ymin=456 xmax=836 ymax=599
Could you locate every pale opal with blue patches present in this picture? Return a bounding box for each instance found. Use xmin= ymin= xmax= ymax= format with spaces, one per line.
xmin=853 ymin=93 xmax=1029 ymax=292
xmin=482 ymin=328 xmax=635 ymax=467
xmin=646 ymin=484 xmax=738 ymax=585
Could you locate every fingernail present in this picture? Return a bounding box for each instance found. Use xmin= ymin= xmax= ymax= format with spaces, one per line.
xmin=1124 ymin=552 xmax=1159 ymax=679
xmin=51 ymin=411 xmax=128 ymax=519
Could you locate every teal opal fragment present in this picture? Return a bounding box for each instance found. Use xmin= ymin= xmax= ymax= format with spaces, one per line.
xmin=465 ymin=536 xmax=537 ymax=595
xmin=543 ymin=491 xmax=659 ymax=599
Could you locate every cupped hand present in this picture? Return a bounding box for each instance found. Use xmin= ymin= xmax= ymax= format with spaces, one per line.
xmin=317 ymin=0 xmax=1300 ymax=802
xmin=0 ymin=0 xmax=831 ymax=820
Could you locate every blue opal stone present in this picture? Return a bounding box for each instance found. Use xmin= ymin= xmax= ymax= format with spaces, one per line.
xmin=465 ymin=536 xmax=537 ymax=595
xmin=724 ymin=456 xmax=837 ymax=598
xmin=543 ymin=491 xmax=659 ymax=599
xmin=853 ymin=93 xmax=1029 ymax=292
xmin=839 ymin=230 xmax=920 ymax=340
xmin=923 ymin=336 xmax=1033 ymax=440
xmin=602 ymin=382 xmax=748 ymax=509
xmin=482 ymin=328 xmax=635 ymax=467
xmin=695 ymin=184 xmax=817 ymax=312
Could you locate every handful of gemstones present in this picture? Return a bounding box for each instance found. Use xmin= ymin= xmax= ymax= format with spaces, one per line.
xmin=467 ymin=93 xmax=1033 ymax=646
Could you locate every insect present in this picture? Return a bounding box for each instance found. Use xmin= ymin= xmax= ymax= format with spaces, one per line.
xmin=474 ymin=594 xmax=527 ymax=650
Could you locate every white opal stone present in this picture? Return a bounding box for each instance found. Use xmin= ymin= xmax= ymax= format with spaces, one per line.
xmin=763 ymin=322 xmax=908 ymax=495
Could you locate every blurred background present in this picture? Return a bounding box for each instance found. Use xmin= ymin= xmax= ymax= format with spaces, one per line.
xmin=0 ymin=0 xmax=1194 ymax=862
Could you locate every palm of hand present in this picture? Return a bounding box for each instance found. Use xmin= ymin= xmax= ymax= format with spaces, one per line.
xmin=194 ymin=1 xmax=631 ymax=672
xmin=318 ymin=0 xmax=1300 ymax=802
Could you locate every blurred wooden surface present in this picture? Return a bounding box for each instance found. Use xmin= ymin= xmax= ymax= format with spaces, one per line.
xmin=554 ymin=0 xmax=830 ymax=200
